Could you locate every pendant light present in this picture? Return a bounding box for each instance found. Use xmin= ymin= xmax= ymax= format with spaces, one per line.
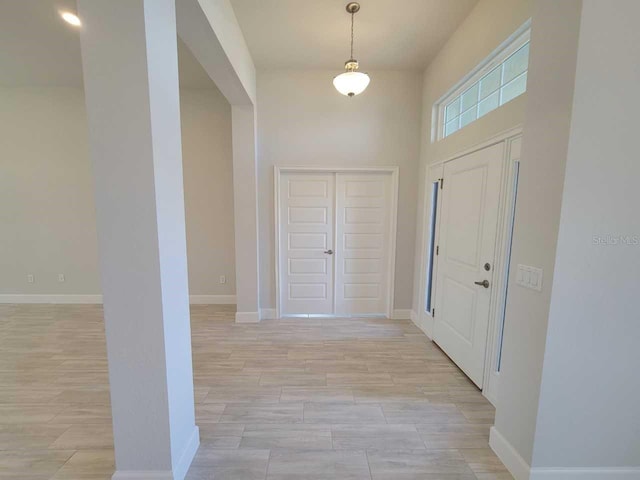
xmin=333 ymin=2 xmax=370 ymax=97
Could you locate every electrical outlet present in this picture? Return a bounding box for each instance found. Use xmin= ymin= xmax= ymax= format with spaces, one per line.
xmin=58 ymin=273 xmax=65 ymax=283
xmin=27 ymin=274 xmax=34 ymax=284
xmin=219 ymin=275 xmax=226 ymax=284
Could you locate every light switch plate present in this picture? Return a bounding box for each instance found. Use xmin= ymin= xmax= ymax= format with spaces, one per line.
xmin=516 ymin=264 xmax=543 ymax=291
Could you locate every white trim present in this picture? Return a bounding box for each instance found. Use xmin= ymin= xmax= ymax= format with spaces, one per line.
xmin=188 ymin=295 xmax=236 ymax=304
xmin=531 ymin=468 xmax=640 ymax=479
xmin=386 ymin=168 xmax=400 ymax=319
xmin=482 ymin=136 xmax=522 ymax=405
xmin=172 ymin=425 xmax=200 ymax=480
xmin=410 ymin=312 xmax=434 ymax=340
xmin=391 ymin=309 xmax=413 ymax=320
xmin=235 ymin=311 xmax=260 ymax=323
xmin=415 ymin=163 xmax=444 ymax=342
xmin=429 ymin=125 xmax=524 ymax=168
xmin=490 ymin=427 xmax=640 ymax=480
xmin=433 ymin=20 xmax=532 ymax=141
xmin=260 ymin=308 xmax=276 ymax=320
xmin=112 ymin=471 xmax=173 ymax=480
xmin=274 ymin=166 xmax=399 ymax=319
xmin=0 ymin=294 xmax=103 ymax=304
xmin=490 ymin=426 xmax=532 ymax=480
xmin=274 ymin=168 xmax=281 ymax=319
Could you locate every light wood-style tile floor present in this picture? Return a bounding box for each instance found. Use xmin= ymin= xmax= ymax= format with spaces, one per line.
xmin=0 ymin=304 xmax=512 ymax=479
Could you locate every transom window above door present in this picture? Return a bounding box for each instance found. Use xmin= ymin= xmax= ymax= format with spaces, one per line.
xmin=435 ymin=21 xmax=531 ymax=141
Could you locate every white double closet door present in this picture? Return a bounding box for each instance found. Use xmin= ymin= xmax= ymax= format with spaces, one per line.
xmin=278 ymin=171 xmax=393 ymax=317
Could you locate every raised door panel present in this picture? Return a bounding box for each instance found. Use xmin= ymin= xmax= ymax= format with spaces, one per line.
xmin=279 ymin=173 xmax=335 ymax=315
xmin=433 ymin=143 xmax=504 ymax=387
xmin=335 ymin=173 xmax=392 ymax=316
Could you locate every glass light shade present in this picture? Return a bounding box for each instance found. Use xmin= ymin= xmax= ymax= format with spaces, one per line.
xmin=333 ymin=71 xmax=370 ymax=97
xmin=60 ymin=11 xmax=82 ymax=26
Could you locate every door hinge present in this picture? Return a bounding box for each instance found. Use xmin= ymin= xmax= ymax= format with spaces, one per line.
xmin=436 ymin=245 xmax=439 ymax=256
xmin=439 ymin=178 xmax=444 ymax=189
xmin=432 ymin=308 xmax=435 ymax=317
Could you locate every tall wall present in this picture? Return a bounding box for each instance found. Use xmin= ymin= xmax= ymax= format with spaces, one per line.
xmin=493 ymin=0 xmax=582 ymax=467
xmin=256 ymin=70 xmax=423 ymax=310
xmin=181 ymin=89 xmax=236 ymax=296
xmin=531 ymin=0 xmax=640 ymax=469
xmin=0 ymin=86 xmax=235 ymax=298
xmin=412 ymin=0 xmax=533 ymax=315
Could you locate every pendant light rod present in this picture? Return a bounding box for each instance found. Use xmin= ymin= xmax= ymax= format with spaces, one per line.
xmin=346 ymin=2 xmax=360 ymax=61
xmin=350 ymin=8 xmax=354 ymax=60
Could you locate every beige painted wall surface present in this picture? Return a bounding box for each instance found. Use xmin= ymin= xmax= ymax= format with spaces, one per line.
xmin=531 ymin=0 xmax=639 ymax=468
xmin=0 ymin=86 xmax=235 ymax=297
xmin=257 ymin=70 xmax=423 ymax=310
xmin=411 ymin=0 xmax=533 ymax=314
xmin=0 ymin=87 xmax=100 ymax=294
xmin=494 ymin=0 xmax=582 ymax=466
xmin=181 ymin=89 xmax=236 ymax=296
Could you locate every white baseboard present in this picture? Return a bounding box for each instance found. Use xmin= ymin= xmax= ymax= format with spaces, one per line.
xmin=0 ymin=294 xmax=236 ymax=305
xmin=172 ymin=425 xmax=200 ymax=480
xmin=260 ymin=308 xmax=276 ymax=320
xmin=111 ymin=426 xmax=199 ymax=480
xmin=112 ymin=471 xmax=173 ymax=479
xmin=188 ymin=295 xmax=236 ymax=305
xmin=490 ymin=426 xmax=532 ymax=480
xmin=235 ymin=311 xmax=260 ymax=323
xmin=531 ymin=468 xmax=640 ymax=479
xmin=391 ymin=309 xmax=414 ymax=320
xmin=409 ymin=311 xmax=434 ymax=340
xmin=490 ymin=427 xmax=640 ymax=480
xmin=0 ymin=294 xmax=103 ymax=304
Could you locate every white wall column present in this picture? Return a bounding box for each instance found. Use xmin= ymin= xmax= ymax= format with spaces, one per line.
xmin=232 ymin=104 xmax=261 ymax=322
xmin=78 ymin=1 xmax=199 ymax=478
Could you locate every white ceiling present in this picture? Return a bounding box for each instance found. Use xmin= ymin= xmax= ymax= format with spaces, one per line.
xmin=0 ymin=0 xmax=478 ymax=87
xmin=229 ymin=0 xmax=478 ymax=69
xmin=0 ymin=0 xmax=215 ymax=88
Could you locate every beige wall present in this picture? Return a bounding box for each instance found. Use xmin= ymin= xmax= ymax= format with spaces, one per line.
xmin=531 ymin=0 xmax=639 ymax=469
xmin=494 ymin=0 xmax=582 ymax=467
xmin=256 ymin=70 xmax=423 ymax=310
xmin=181 ymin=89 xmax=236 ymax=296
xmin=0 ymin=86 xmax=235 ymax=298
xmin=410 ymin=0 xmax=586 ymax=469
xmin=411 ymin=0 xmax=533 ymax=314
xmin=0 ymin=87 xmax=100 ymax=295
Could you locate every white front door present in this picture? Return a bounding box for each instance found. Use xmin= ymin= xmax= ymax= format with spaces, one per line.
xmin=278 ymin=170 xmax=394 ymax=317
xmin=433 ymin=143 xmax=504 ymax=387
xmin=279 ymin=173 xmax=335 ymax=315
xmin=335 ymin=173 xmax=391 ymax=316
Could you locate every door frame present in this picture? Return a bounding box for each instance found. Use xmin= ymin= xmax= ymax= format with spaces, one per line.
xmin=414 ymin=126 xmax=523 ymax=405
xmin=274 ymin=166 xmax=399 ymax=320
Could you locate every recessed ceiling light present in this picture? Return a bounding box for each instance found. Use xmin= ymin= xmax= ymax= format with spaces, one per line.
xmin=60 ymin=11 xmax=81 ymax=27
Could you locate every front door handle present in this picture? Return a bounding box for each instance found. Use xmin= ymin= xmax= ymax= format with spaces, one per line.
xmin=474 ymin=280 xmax=490 ymax=288
xmin=324 ymin=249 xmax=333 ymax=255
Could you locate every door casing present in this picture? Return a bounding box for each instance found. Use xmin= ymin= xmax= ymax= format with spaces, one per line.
xmin=274 ymin=166 xmax=399 ymax=319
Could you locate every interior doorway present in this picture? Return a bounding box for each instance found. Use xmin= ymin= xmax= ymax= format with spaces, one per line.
xmin=275 ymin=167 xmax=399 ymax=318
